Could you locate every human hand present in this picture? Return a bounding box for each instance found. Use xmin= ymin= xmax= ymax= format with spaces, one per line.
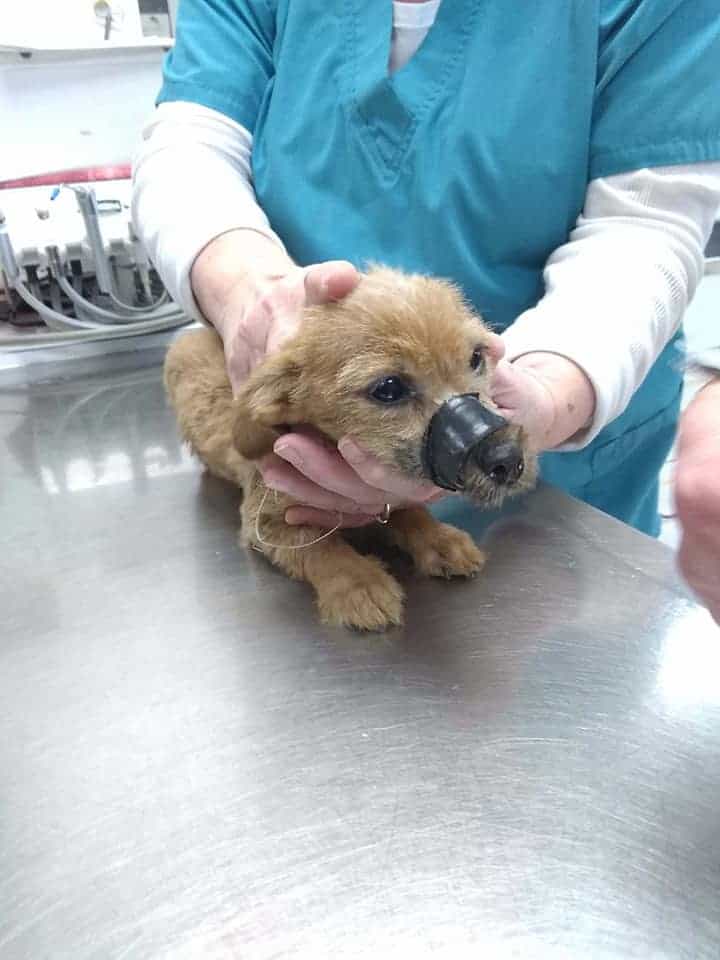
xmin=191 ymin=230 xmax=359 ymax=392
xmin=262 ymin=427 xmax=443 ymax=529
xmin=219 ymin=260 xmax=360 ymax=392
xmin=674 ymin=378 xmax=720 ymax=624
xmin=491 ymin=352 xmax=596 ymax=450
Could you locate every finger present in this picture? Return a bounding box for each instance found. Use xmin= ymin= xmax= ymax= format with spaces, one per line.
xmin=226 ymin=348 xmax=251 ymax=394
xmin=487 ymin=332 xmax=505 ymax=364
xmin=284 ymin=424 xmax=337 ymax=449
xmin=338 ymin=437 xmax=440 ymax=502
xmin=304 ymin=261 xmax=360 ymax=306
xmin=489 ymin=359 xmax=528 ymax=422
xmin=224 ymin=313 xmax=273 ymax=388
xmin=264 ymin=317 xmax=301 ymax=356
xmin=490 ymin=357 xmax=521 ymax=397
xmin=264 ymin=263 xmax=359 ymax=356
xmin=261 ymin=275 xmax=308 ymax=354
xmin=273 ymin=434 xmax=408 ymax=506
xmin=260 ymin=456 xmax=383 ymax=515
xmin=285 ymin=506 xmax=375 ymax=529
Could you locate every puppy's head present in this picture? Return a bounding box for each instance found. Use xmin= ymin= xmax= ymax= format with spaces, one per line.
xmin=234 ymin=267 xmax=537 ymax=508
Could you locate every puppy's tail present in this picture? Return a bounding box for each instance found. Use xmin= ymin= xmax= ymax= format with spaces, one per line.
xmin=164 ymin=328 xmax=245 ymax=485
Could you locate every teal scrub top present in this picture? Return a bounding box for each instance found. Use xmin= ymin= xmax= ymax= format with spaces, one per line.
xmin=158 ymin=1 xmax=720 ymax=536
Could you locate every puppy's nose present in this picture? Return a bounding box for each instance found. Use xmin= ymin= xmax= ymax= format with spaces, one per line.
xmin=474 ymin=439 xmax=525 ymax=486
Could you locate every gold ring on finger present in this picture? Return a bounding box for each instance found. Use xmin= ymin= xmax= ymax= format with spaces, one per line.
xmin=376 ymin=503 xmax=392 ymax=525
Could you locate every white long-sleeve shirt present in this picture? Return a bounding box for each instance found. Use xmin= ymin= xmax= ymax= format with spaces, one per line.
xmin=132 ymin=0 xmax=720 ymax=449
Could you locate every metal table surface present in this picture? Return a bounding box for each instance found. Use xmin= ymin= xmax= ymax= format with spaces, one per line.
xmin=2 ymin=348 xmax=720 ymax=960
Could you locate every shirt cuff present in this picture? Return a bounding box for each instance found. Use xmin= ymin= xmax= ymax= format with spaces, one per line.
xmin=131 ymin=102 xmax=286 ymax=323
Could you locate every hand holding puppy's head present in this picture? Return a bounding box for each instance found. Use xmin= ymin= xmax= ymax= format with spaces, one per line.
xmin=233 ymin=268 xmax=537 ymax=508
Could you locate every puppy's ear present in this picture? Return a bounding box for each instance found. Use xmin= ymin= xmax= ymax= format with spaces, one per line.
xmin=232 ymin=351 xmax=301 ymax=460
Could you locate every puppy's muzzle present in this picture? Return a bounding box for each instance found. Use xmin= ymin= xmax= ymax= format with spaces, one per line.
xmin=423 ymin=394 xmax=526 ymax=492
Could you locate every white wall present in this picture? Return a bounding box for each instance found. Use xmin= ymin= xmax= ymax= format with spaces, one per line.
xmin=1 ymin=0 xmax=166 ymax=181
xmin=2 ymin=0 xmax=144 ymax=48
xmin=1 ymin=52 xmax=165 ymax=180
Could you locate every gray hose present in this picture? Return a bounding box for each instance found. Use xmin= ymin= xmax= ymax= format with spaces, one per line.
xmin=12 ymin=276 xmax=99 ymax=331
xmin=0 ymin=221 xmax=21 ymax=284
xmin=0 ymin=310 xmax=190 ymax=350
xmin=1 ymin=206 xmax=189 ymax=346
xmin=47 ymin=248 xmax=182 ymax=324
xmin=6 ymin=260 xmax=189 ymax=344
xmin=73 ymin=187 xmax=115 ymax=295
xmin=64 ymin=186 xmax=172 ymax=314
xmin=107 ymin=285 xmax=170 ymax=314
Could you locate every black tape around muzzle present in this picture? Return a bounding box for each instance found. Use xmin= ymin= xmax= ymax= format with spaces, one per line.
xmin=424 ymin=394 xmax=508 ymax=491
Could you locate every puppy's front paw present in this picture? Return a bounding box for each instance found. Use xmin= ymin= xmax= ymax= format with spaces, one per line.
xmin=412 ymin=524 xmax=486 ymax=580
xmin=317 ymin=564 xmax=405 ymax=631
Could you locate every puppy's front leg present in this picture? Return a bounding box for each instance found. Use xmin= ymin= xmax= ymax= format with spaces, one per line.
xmin=241 ymin=487 xmax=404 ymax=631
xmin=387 ymin=507 xmax=486 ymax=580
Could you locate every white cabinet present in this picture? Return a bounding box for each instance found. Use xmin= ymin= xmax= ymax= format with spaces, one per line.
xmin=0 ymin=1 xmax=172 ymax=181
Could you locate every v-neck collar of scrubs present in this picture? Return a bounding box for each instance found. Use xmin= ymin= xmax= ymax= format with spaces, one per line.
xmin=345 ymin=0 xmax=475 ymax=177
xmin=392 ymin=0 xmax=442 ymax=32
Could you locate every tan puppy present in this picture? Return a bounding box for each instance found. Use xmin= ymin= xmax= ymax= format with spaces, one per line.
xmin=165 ymin=268 xmax=536 ymax=630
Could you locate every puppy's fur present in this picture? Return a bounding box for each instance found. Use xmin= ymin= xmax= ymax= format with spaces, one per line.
xmin=165 ymin=268 xmax=536 ymax=630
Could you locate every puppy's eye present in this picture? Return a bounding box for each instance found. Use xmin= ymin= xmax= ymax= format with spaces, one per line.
xmin=369 ymin=376 xmax=410 ymax=404
xmin=470 ymin=346 xmax=485 ymax=372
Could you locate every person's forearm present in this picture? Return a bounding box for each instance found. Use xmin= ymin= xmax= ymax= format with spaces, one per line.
xmin=503 ymin=163 xmax=720 ymax=450
xmin=131 ymin=101 xmax=286 ymax=320
xmin=190 ymin=229 xmax=294 ymax=337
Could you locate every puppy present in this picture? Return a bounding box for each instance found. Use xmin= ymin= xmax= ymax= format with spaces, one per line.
xmin=164 ymin=267 xmax=536 ymax=630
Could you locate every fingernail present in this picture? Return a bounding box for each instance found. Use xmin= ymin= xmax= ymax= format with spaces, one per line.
xmin=339 ymin=438 xmax=363 ymax=464
xmin=274 ymin=442 xmax=303 ymax=470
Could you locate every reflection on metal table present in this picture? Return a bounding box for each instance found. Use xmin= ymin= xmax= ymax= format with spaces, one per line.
xmin=1 ymin=347 xmax=719 ymax=959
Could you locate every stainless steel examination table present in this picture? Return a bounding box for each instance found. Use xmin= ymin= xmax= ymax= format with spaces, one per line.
xmin=2 ymin=343 xmax=720 ymax=960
